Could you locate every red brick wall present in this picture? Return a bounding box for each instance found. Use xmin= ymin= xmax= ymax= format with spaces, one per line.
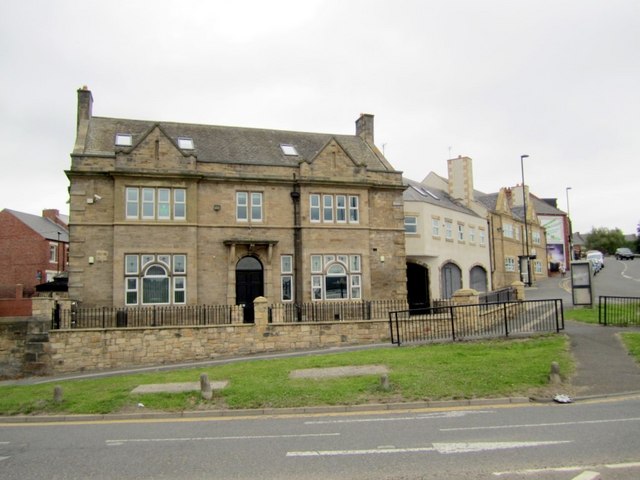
xmin=0 ymin=210 xmax=66 ymax=292
xmin=0 ymin=298 xmax=32 ymax=316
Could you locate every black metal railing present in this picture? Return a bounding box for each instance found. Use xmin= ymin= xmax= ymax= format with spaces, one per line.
xmin=479 ymin=286 xmax=516 ymax=304
xmin=389 ymin=299 xmax=564 ymax=345
xmin=268 ymin=299 xmax=408 ymax=323
xmin=52 ymin=304 xmax=236 ymax=329
xmin=598 ymin=296 xmax=640 ymax=326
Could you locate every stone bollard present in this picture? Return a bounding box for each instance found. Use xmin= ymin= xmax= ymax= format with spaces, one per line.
xmin=380 ymin=374 xmax=390 ymax=391
xmin=53 ymin=385 xmax=64 ymax=403
xmin=549 ymin=361 xmax=562 ymax=384
xmin=200 ymin=373 xmax=213 ymax=400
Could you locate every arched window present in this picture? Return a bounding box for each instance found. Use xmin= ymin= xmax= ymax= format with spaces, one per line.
xmin=325 ymin=263 xmax=348 ymax=299
xmin=124 ymin=254 xmax=187 ymax=306
xmin=143 ymin=264 xmax=170 ymax=304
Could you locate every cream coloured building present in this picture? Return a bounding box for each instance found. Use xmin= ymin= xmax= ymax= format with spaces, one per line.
xmin=403 ymin=178 xmax=491 ymax=307
xmin=422 ymin=156 xmax=548 ymax=290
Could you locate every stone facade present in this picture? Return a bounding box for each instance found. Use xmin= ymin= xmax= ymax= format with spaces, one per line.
xmin=67 ymin=88 xmax=407 ymax=310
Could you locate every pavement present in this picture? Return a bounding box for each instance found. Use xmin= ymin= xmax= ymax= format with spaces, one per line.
xmin=1 ymin=276 xmax=639 ymax=421
xmin=525 ymin=275 xmax=640 ymax=398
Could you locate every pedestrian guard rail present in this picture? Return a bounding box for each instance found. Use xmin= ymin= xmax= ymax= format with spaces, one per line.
xmin=598 ymin=295 xmax=640 ymax=326
xmin=388 ymin=299 xmax=564 ymax=345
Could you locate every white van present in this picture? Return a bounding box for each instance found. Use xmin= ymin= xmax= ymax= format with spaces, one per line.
xmin=586 ymin=250 xmax=604 ymax=273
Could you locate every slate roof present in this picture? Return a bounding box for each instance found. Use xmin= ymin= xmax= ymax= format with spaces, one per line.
xmin=81 ymin=116 xmax=396 ymax=173
xmin=403 ymin=178 xmax=481 ymax=218
xmin=531 ymin=195 xmax=566 ymax=216
xmin=5 ymin=209 xmax=69 ymax=242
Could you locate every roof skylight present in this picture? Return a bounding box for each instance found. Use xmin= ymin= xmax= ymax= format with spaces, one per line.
xmin=178 ymin=137 xmax=194 ymax=150
xmin=411 ymin=185 xmax=440 ymax=200
xmin=280 ymin=144 xmax=298 ymax=156
xmin=115 ymin=134 xmax=132 ymax=147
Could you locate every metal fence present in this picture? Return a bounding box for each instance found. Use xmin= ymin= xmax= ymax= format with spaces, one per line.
xmin=389 ymin=299 xmax=564 ymax=345
xmin=52 ymin=304 xmax=236 ymax=329
xmin=598 ymin=296 xmax=640 ymax=326
xmin=479 ymin=286 xmax=516 ymax=304
xmin=269 ymin=299 xmax=408 ymax=323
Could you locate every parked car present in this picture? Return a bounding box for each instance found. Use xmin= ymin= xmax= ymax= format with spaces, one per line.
xmin=586 ymin=250 xmax=604 ymax=274
xmin=615 ymin=247 xmax=635 ymax=260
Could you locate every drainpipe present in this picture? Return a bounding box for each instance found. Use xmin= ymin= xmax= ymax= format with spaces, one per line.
xmin=291 ymin=175 xmax=303 ymax=306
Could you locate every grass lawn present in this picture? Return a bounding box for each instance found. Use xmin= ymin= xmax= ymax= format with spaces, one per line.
xmin=565 ymin=307 xmax=599 ymax=324
xmin=0 ymin=335 xmax=572 ymax=416
xmin=621 ymin=333 xmax=640 ymax=364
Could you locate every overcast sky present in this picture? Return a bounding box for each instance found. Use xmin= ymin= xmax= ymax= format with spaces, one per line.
xmin=1 ymin=0 xmax=638 ymax=235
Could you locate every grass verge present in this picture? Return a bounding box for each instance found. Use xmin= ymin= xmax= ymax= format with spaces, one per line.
xmin=565 ymin=307 xmax=599 ymax=324
xmin=0 ymin=335 xmax=572 ymax=416
xmin=620 ymin=333 xmax=640 ymax=364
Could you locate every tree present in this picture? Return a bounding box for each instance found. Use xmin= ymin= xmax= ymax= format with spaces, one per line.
xmin=584 ymin=227 xmax=626 ymax=254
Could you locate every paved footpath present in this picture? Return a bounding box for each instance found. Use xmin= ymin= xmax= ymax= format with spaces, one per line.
xmin=527 ymin=276 xmax=640 ymax=398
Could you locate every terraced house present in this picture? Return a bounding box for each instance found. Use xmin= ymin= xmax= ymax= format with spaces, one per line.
xmin=66 ymin=88 xmax=407 ymax=320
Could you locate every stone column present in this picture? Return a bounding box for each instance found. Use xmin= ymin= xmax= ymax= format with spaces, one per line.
xmin=253 ymin=296 xmax=269 ymax=329
xmin=452 ymin=288 xmax=480 ymax=335
xmin=511 ymin=281 xmax=525 ymax=301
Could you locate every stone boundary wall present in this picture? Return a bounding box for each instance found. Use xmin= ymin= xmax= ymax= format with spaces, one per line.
xmin=0 ymin=317 xmax=51 ymax=379
xmin=49 ymin=319 xmax=390 ymax=374
xmin=5 ymin=289 xmax=525 ymax=377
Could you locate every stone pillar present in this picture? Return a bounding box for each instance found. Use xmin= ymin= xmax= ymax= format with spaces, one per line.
xmin=511 ymin=281 xmax=525 ymax=301
xmin=452 ymin=289 xmax=480 ymax=334
xmin=253 ymin=296 xmax=269 ymax=329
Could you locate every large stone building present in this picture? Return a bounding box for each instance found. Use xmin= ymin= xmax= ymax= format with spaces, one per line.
xmin=66 ymin=88 xmax=407 ymax=316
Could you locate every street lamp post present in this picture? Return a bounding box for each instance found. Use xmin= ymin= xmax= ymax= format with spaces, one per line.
xmin=520 ymin=154 xmax=531 ymax=285
xmin=566 ymin=186 xmax=573 ymax=263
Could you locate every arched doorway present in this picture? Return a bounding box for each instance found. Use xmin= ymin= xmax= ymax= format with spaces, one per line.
xmin=406 ymin=263 xmax=430 ymax=311
xmin=236 ymin=256 xmax=263 ymax=323
xmin=441 ymin=262 xmax=462 ymax=299
xmin=470 ymin=265 xmax=488 ymax=293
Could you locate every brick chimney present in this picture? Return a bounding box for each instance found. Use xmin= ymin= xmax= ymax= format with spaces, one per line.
xmin=447 ymin=156 xmax=474 ymax=207
xmin=356 ymin=113 xmax=374 ymax=145
xmin=42 ymin=209 xmax=67 ymax=229
xmin=77 ymin=86 xmax=93 ymax=129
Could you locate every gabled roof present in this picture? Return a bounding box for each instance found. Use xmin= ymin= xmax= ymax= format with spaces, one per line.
xmin=81 ymin=116 xmax=396 ymax=172
xmin=475 ymin=192 xmax=498 ymax=211
xmin=530 ymin=195 xmax=566 ymax=216
xmin=403 ymin=178 xmax=481 ymax=218
xmin=4 ymin=209 xmax=69 ymax=242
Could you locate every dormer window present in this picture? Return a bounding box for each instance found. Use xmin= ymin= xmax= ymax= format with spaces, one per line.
xmin=280 ymin=144 xmax=298 ymax=156
xmin=178 ymin=137 xmax=194 ymax=150
xmin=115 ymin=134 xmax=132 ymax=147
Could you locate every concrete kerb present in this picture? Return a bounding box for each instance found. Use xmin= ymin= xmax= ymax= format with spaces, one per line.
xmin=0 ymin=397 xmax=532 ymax=424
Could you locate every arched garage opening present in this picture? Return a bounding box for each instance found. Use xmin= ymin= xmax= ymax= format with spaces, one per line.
xmin=406 ymin=263 xmax=430 ymax=310
xmin=441 ymin=262 xmax=462 ymax=299
xmin=470 ymin=265 xmax=488 ymax=293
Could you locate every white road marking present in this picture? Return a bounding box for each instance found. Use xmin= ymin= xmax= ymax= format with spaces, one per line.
xmin=0 ymin=456 xmax=10 ymax=462
xmin=305 ymin=410 xmax=493 ymax=425
xmin=287 ymin=446 xmax=436 ymax=457
xmin=106 ymin=432 xmax=339 ymax=445
xmin=441 ymin=416 xmax=640 ymax=431
xmin=286 ymin=440 xmax=571 ymax=457
xmin=493 ymin=460 xmax=640 ymax=476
